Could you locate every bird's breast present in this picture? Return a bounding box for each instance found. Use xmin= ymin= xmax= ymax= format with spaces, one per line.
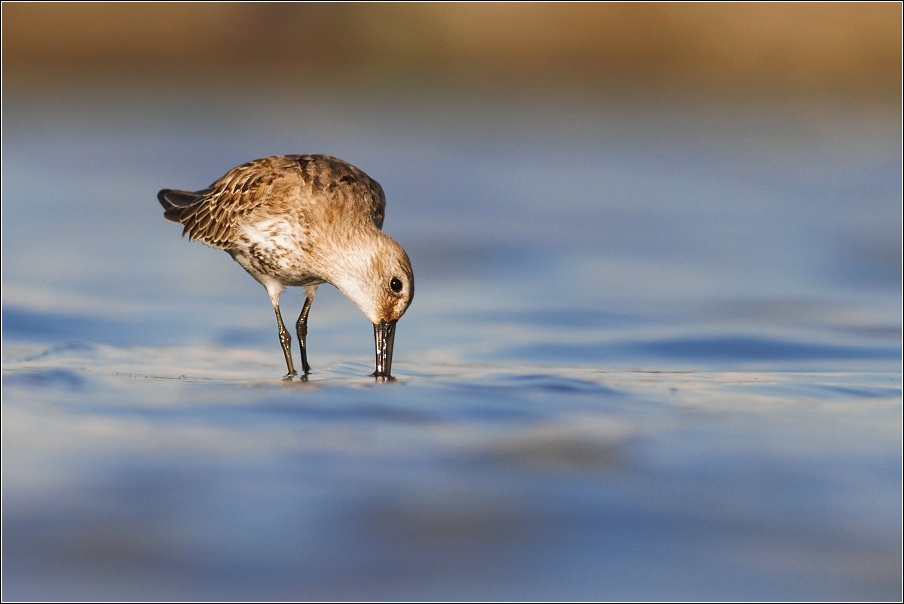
xmin=232 ymin=217 xmax=320 ymax=285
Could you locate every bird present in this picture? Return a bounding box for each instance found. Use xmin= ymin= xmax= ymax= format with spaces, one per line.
xmin=157 ymin=154 xmax=414 ymax=380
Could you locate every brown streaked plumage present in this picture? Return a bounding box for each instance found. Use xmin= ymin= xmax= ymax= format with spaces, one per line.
xmin=158 ymin=155 xmax=414 ymax=379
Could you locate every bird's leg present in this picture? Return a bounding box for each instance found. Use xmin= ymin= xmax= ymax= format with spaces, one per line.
xmin=296 ymin=291 xmax=315 ymax=374
xmin=273 ymin=301 xmax=296 ymax=380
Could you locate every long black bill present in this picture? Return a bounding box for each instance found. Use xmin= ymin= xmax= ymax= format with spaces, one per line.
xmin=372 ymin=320 xmax=397 ymax=379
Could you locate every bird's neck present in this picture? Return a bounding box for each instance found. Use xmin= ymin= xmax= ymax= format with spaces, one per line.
xmin=320 ymin=228 xmax=385 ymax=323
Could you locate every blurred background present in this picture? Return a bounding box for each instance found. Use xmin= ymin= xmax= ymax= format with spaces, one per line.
xmin=3 ymin=3 xmax=902 ymax=601
xmin=3 ymin=2 xmax=901 ymax=352
xmin=3 ymin=3 xmax=901 ymax=99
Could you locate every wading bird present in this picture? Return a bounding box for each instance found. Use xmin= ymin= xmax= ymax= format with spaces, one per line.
xmin=158 ymin=155 xmax=414 ymax=379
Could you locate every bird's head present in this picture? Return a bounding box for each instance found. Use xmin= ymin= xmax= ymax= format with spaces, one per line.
xmin=328 ymin=232 xmax=414 ymax=378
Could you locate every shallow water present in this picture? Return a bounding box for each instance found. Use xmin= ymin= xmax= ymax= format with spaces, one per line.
xmin=2 ymin=88 xmax=901 ymax=600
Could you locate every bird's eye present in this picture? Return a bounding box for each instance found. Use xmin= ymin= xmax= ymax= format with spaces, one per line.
xmin=390 ymin=277 xmax=403 ymax=293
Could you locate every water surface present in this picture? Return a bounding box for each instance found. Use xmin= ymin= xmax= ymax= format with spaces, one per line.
xmin=2 ymin=88 xmax=901 ymax=600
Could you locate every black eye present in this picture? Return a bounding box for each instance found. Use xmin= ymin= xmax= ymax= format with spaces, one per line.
xmin=390 ymin=277 xmax=403 ymax=293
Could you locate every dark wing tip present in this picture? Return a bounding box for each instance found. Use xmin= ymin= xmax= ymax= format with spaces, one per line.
xmin=158 ymin=188 xmax=203 ymax=208
xmin=163 ymin=207 xmax=185 ymax=223
xmin=158 ymin=188 xmax=175 ymax=209
xmin=159 ymin=188 xmax=206 ymax=223
xmin=158 ymin=189 xmax=181 ymax=223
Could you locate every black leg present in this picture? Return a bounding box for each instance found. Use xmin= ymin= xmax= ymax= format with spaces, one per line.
xmin=296 ymin=293 xmax=314 ymax=374
xmin=274 ymin=302 xmax=296 ymax=379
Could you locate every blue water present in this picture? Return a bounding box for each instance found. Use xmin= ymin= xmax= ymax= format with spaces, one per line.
xmin=2 ymin=88 xmax=901 ymax=600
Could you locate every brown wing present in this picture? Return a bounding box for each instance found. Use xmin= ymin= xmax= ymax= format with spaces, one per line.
xmin=158 ymin=156 xmax=296 ymax=249
xmin=158 ymin=155 xmax=387 ymax=249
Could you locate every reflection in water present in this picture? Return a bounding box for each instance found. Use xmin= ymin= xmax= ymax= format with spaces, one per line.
xmin=2 ymin=87 xmax=901 ymax=599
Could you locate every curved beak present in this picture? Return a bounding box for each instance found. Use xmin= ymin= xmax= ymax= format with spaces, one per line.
xmin=372 ymin=320 xmax=397 ymax=379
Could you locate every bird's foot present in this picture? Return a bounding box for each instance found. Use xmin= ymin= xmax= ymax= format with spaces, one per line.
xmin=299 ymin=344 xmax=311 ymax=375
xmin=282 ymin=371 xmax=297 ymax=381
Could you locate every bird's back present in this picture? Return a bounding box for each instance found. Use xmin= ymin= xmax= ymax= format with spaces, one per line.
xmin=158 ymin=155 xmax=386 ymax=250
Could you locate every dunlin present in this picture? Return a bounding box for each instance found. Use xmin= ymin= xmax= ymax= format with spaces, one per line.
xmin=158 ymin=155 xmax=414 ymax=379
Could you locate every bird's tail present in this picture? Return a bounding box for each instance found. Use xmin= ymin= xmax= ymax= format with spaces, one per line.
xmin=158 ymin=189 xmax=205 ymax=223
